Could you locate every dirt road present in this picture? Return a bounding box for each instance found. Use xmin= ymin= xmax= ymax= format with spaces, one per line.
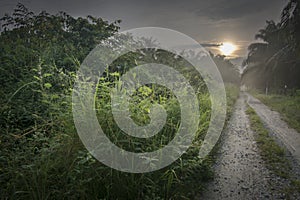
xmin=200 ymin=93 xmax=291 ymax=199
xmin=246 ymin=93 xmax=300 ymax=165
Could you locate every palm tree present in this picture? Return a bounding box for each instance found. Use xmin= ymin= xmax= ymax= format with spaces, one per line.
xmin=242 ymin=0 xmax=300 ymax=90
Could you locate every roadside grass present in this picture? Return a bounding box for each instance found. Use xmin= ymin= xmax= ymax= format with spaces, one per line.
xmin=246 ymin=106 xmax=300 ymax=197
xmin=0 ymin=73 xmax=240 ymax=199
xmin=246 ymin=106 xmax=290 ymax=178
xmin=1 ymin=81 xmax=214 ymax=199
xmin=225 ymin=84 xmax=240 ymax=118
xmin=204 ymin=84 xmax=240 ymax=170
xmin=0 ymin=52 xmax=240 ymax=200
xmin=250 ymin=90 xmax=300 ymax=133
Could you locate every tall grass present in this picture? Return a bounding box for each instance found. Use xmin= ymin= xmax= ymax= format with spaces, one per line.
xmin=1 ymin=56 xmax=240 ymax=199
xmin=0 ymin=69 xmax=209 ymax=199
xmin=246 ymin=106 xmax=300 ymax=198
xmin=250 ymin=90 xmax=300 ymax=133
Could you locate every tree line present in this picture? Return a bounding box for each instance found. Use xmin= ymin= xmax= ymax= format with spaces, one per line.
xmin=242 ymin=0 xmax=300 ymax=92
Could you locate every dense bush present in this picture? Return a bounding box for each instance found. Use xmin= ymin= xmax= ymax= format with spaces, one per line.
xmin=0 ymin=4 xmax=220 ymax=199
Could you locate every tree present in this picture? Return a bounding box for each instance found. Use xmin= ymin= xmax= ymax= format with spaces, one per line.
xmin=242 ymin=0 xmax=300 ymax=90
xmin=0 ymin=3 xmax=120 ymax=133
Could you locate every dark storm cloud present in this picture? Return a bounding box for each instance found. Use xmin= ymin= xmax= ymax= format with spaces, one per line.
xmin=195 ymin=0 xmax=275 ymax=20
xmin=170 ymin=43 xmax=221 ymax=51
xmin=0 ymin=0 xmax=282 ymax=19
xmin=201 ymin=43 xmax=222 ymax=47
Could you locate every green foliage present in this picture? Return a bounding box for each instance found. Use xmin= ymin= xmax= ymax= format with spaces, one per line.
xmin=0 ymin=4 xmax=218 ymax=199
xmin=225 ymin=83 xmax=240 ymax=116
xmin=251 ymin=91 xmax=300 ymax=133
xmin=0 ymin=3 xmax=120 ymax=134
xmin=210 ymin=53 xmax=240 ymax=86
xmin=246 ymin=106 xmax=300 ymax=197
xmin=242 ymin=0 xmax=300 ymax=90
xmin=0 ymin=4 xmax=241 ymax=199
xmin=246 ymin=106 xmax=290 ymax=178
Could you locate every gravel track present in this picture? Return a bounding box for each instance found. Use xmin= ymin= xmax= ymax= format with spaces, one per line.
xmin=199 ymin=93 xmax=293 ymax=199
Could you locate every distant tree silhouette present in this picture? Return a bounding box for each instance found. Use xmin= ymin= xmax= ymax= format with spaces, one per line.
xmin=242 ymin=0 xmax=300 ymax=91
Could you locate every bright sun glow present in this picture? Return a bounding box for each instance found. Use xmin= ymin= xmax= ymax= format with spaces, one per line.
xmin=220 ymin=42 xmax=236 ymax=56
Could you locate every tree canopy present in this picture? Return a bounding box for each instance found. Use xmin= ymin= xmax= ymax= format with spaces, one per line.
xmin=242 ymin=0 xmax=300 ymax=91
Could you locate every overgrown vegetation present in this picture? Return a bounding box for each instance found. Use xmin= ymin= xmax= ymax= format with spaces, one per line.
xmin=246 ymin=106 xmax=300 ymax=198
xmin=251 ymin=90 xmax=300 ymax=133
xmin=246 ymin=106 xmax=290 ymax=178
xmin=210 ymin=53 xmax=240 ymax=86
xmin=0 ymin=4 xmax=240 ymax=199
xmin=224 ymin=84 xmax=240 ymax=118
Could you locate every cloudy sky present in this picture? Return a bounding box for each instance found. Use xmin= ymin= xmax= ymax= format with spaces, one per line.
xmin=0 ymin=0 xmax=287 ymax=64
